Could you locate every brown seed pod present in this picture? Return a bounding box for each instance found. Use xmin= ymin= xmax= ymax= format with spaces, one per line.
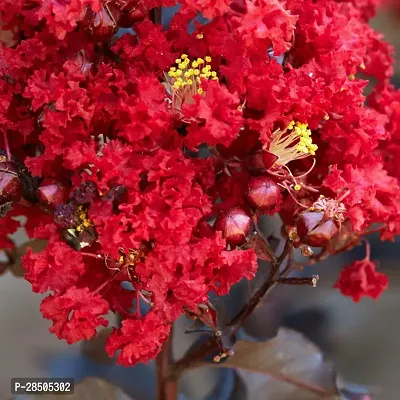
xmin=296 ymin=210 xmax=339 ymax=247
xmin=214 ymin=208 xmax=251 ymax=246
xmin=246 ymin=176 xmax=281 ymax=212
xmin=0 ymin=161 xmax=22 ymax=204
xmin=37 ymin=179 xmax=67 ymax=210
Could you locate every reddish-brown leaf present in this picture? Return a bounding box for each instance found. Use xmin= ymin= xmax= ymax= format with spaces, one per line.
xmin=211 ymin=328 xmax=339 ymax=400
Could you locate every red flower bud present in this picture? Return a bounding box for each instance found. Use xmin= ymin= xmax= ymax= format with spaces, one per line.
xmin=214 ymin=208 xmax=251 ymax=246
xmin=296 ymin=210 xmax=339 ymax=247
xmin=119 ymin=4 xmax=147 ymax=27
xmin=83 ymin=6 xmax=119 ymax=41
xmin=0 ymin=161 xmax=22 ymax=204
xmin=37 ymin=180 xmax=66 ymax=209
xmin=230 ymin=0 xmax=247 ymax=13
xmin=246 ymin=176 xmax=281 ymax=212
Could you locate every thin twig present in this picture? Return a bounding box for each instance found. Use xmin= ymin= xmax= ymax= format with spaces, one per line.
xmin=169 ymin=333 xmax=222 ymax=379
xmin=151 ymin=7 xmax=162 ymax=24
xmin=225 ymin=239 xmax=292 ymax=335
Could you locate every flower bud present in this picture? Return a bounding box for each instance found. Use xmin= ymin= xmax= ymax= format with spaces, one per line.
xmin=214 ymin=208 xmax=251 ymax=246
xmin=230 ymin=0 xmax=247 ymax=13
xmin=83 ymin=6 xmax=118 ymax=41
xmin=37 ymin=179 xmax=66 ymax=209
xmin=296 ymin=210 xmax=339 ymax=247
xmin=246 ymin=176 xmax=281 ymax=212
xmin=119 ymin=4 xmax=147 ymax=27
xmin=0 ymin=161 xmax=22 ymax=204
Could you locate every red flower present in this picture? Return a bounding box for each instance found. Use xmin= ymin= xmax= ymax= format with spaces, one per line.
xmin=23 ymin=239 xmax=86 ymax=293
xmin=105 ymin=313 xmax=170 ymax=366
xmin=181 ymin=0 xmax=232 ymax=19
xmin=36 ymin=0 xmax=102 ymax=40
xmin=232 ymin=0 xmax=298 ymax=55
xmin=334 ymin=258 xmax=389 ymax=302
xmin=183 ymin=81 xmax=243 ymax=149
xmin=323 ymin=162 xmax=400 ymax=233
xmin=40 ymin=287 xmax=109 ymax=344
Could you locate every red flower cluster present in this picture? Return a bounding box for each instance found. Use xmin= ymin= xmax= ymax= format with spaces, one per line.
xmin=334 ymin=243 xmax=389 ymax=302
xmin=0 ymin=0 xmax=398 ymax=365
xmin=335 ymin=258 xmax=389 ymax=302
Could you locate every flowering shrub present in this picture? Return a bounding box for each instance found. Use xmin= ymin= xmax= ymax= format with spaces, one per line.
xmin=0 ymin=0 xmax=399 ymax=390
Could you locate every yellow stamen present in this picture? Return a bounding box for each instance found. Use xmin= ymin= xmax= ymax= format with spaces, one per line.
xmin=74 ymin=205 xmax=93 ymax=233
xmin=196 ymin=33 xmax=203 ymax=39
xmin=267 ymin=121 xmax=318 ymax=167
xmin=164 ymin=53 xmax=218 ymax=113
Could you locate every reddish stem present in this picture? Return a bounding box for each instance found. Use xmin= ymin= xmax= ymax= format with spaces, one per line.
xmin=3 ymin=132 xmax=11 ymax=160
xmin=280 ymin=181 xmax=308 ymax=209
xmin=137 ymin=289 xmax=152 ymax=304
xmin=293 ymin=158 xmax=316 ymax=178
xmin=93 ymin=269 xmax=120 ymax=294
xmin=227 ymin=238 xmax=292 ymax=334
xmin=363 ymin=239 xmax=371 ymax=261
xmin=80 ymin=252 xmax=103 ymax=259
xmin=337 ymin=189 xmax=351 ymax=203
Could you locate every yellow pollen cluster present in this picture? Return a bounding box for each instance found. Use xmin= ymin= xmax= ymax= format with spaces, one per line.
xmin=268 ymin=121 xmax=318 ymax=166
xmin=167 ymin=54 xmax=218 ymax=93
xmin=119 ymin=248 xmax=143 ymax=266
xmin=287 ymin=121 xmax=318 ymax=156
xmin=75 ymin=205 xmax=92 ymax=233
